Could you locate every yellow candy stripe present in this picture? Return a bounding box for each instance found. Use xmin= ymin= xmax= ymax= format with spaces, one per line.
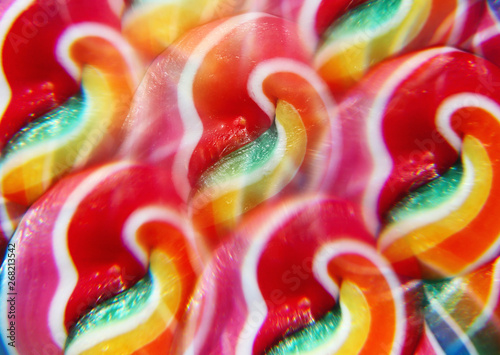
xmin=190 ymin=100 xmax=307 ymax=244
xmin=122 ymin=0 xmax=236 ymax=59
xmin=311 ymin=240 xmax=407 ymax=355
xmin=328 ymin=281 xmax=371 ymax=355
xmin=66 ymin=250 xmax=182 ymax=355
xmin=315 ymin=0 xmax=431 ymax=92
xmin=0 ymin=65 xmax=126 ymax=206
xmin=380 ymin=135 xmax=491 ymax=276
xmin=379 ymin=94 xmax=500 ymax=279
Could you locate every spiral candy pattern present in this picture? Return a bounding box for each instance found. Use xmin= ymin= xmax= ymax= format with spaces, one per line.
xmin=175 ymin=197 xmax=418 ymax=354
xmin=120 ymin=13 xmax=338 ymax=245
xmin=121 ymin=0 xmax=371 ymax=60
xmin=1 ymin=0 xmax=500 ymax=354
xmin=0 ymin=162 xmax=203 ymax=354
xmin=0 ymin=1 xmax=143 ymax=246
xmin=122 ymin=0 xmax=234 ymax=60
xmin=0 ymin=0 xmax=125 ymax=149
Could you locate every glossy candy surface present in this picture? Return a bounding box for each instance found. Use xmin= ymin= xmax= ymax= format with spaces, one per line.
xmin=324 ymin=47 xmax=500 ymax=278
xmin=0 ymin=0 xmax=125 ymax=148
xmin=0 ymin=162 xmax=203 ymax=354
xmin=120 ymin=13 xmax=338 ymax=245
xmin=174 ymin=197 xmax=419 ymax=354
xmin=1 ymin=0 xmax=500 ymax=354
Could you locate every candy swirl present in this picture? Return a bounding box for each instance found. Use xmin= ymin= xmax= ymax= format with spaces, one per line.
xmin=0 ymin=162 xmax=203 ymax=354
xmin=1 ymin=0 xmax=500 ymax=353
xmin=323 ymin=47 xmax=500 ymax=279
xmin=120 ymin=13 xmax=338 ymax=246
xmin=0 ymin=25 xmax=143 ymax=248
xmin=0 ymin=0 xmax=124 ymax=149
xmin=238 ymin=0 xmax=370 ymax=50
xmin=173 ymin=197 xmax=419 ymax=354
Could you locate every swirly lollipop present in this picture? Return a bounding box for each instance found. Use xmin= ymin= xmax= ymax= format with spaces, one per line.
xmin=324 ymin=47 xmax=500 ymax=279
xmin=173 ymin=197 xmax=419 ymax=354
xmin=0 ymin=16 xmax=143 ymax=246
xmin=120 ymin=13 xmax=338 ymax=247
xmin=0 ymin=162 xmax=203 ymax=354
xmin=0 ymin=0 xmax=125 ymax=149
xmin=315 ymin=0 xmax=485 ymax=95
xmin=0 ymin=0 xmax=143 ymax=249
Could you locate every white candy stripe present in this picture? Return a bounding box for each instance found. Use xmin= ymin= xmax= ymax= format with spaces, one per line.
xmin=471 ymin=2 xmax=500 ymax=51
xmin=312 ymin=239 xmax=406 ymax=355
xmin=0 ymin=78 xmax=107 ymax=240
xmin=468 ymin=258 xmax=500 ymax=336
xmin=247 ymin=57 xmax=337 ymax=126
xmin=0 ymin=196 xmax=15 ymax=240
xmin=447 ymin=0 xmax=475 ymax=45
xmin=235 ymin=196 xmax=325 ymax=354
xmin=65 ymin=267 xmax=164 ymax=355
xmin=192 ymin=118 xmax=291 ymax=214
xmin=423 ymin=322 xmax=447 ymax=355
xmin=312 ymin=250 xmax=340 ymax=301
xmin=472 ymin=24 xmax=499 ymax=57
xmin=150 ymin=140 xmax=184 ymax=163
xmin=240 ymin=0 xmax=262 ymax=14
xmin=123 ymin=205 xmax=203 ymax=272
xmin=117 ymin=78 xmax=156 ymax=160
xmin=0 ymin=0 xmax=34 ymax=120
xmin=436 ymin=94 xmax=500 ymax=275
xmin=182 ymin=267 xmax=218 ymax=355
xmin=378 ymin=155 xmax=475 ymax=252
xmin=0 ymin=0 xmax=35 ymax=239
xmin=362 ymin=47 xmax=456 ymax=234
xmin=296 ymin=0 xmax=322 ymax=51
xmin=247 ymin=57 xmax=337 ymax=122
xmin=247 ymin=57 xmax=340 ymax=184
xmin=107 ymin=0 xmax=125 ymax=18
xmin=56 ymin=22 xmax=143 ymax=85
xmin=173 ymin=12 xmax=268 ymax=201
xmin=427 ymin=293 xmax=479 ymax=355
xmin=49 ymin=161 xmax=133 ymax=348
xmin=0 ymin=83 xmax=92 ymax=187
xmin=436 ymin=94 xmax=500 ymax=153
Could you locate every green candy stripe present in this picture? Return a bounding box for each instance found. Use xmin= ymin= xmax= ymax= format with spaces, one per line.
xmin=386 ymin=162 xmax=463 ymax=224
xmin=65 ymin=272 xmax=153 ymax=350
xmin=267 ymin=305 xmax=342 ymax=354
xmin=1 ymin=94 xmax=86 ymax=157
xmin=423 ymin=278 xmax=464 ymax=310
xmin=195 ymin=122 xmax=278 ymax=188
xmin=323 ymin=0 xmax=402 ymax=43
